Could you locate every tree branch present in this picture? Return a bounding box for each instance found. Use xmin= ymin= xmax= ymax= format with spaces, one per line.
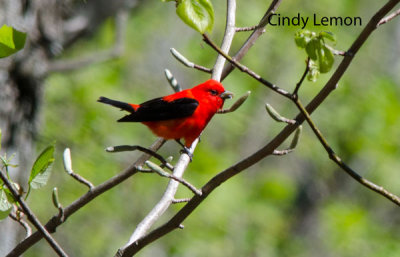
xmin=203 ymin=34 xmax=291 ymax=98
xmin=293 ymin=99 xmax=400 ymax=206
xmin=116 ymin=0 xmax=237 ymax=256
xmin=221 ymin=0 xmax=284 ymax=80
xmin=0 ymin=172 xmax=69 ymax=257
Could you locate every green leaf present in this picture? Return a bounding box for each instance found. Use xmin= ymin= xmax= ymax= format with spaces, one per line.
xmin=320 ymin=31 xmax=336 ymax=43
xmin=294 ymin=30 xmax=311 ymax=49
xmin=28 ymin=144 xmax=55 ymax=190
xmin=305 ymin=38 xmax=320 ymax=61
xmin=176 ymin=0 xmax=214 ymax=34
xmin=0 ymin=25 xmax=27 ymax=58
xmin=0 ymin=189 xmax=12 ymax=220
xmin=318 ymin=45 xmax=334 ymax=73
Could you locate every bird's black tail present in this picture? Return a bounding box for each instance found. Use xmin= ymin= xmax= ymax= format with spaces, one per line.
xmin=97 ymin=97 xmax=135 ymax=113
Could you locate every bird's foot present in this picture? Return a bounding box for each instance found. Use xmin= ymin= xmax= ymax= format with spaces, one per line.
xmin=180 ymin=147 xmax=193 ymax=162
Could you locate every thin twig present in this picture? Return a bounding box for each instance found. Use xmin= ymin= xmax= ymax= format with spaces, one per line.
xmin=106 ymin=145 xmax=174 ymax=171
xmin=378 ymin=8 xmax=400 ymax=26
xmin=170 ymin=48 xmax=212 ymax=73
xmin=164 ymin=69 xmax=182 ymax=92
xmin=324 ymin=45 xmax=347 ymax=56
xmin=145 ymin=161 xmax=202 ymax=196
xmin=221 ymin=0 xmax=284 ymax=80
xmin=217 ymin=91 xmax=250 ymax=114
xmin=0 ymin=172 xmax=69 ymax=257
xmin=265 ymin=103 xmax=296 ymax=124
xmin=272 ymin=149 xmax=294 ymax=155
xmin=293 ymin=58 xmax=310 ymax=96
xmin=203 ymin=34 xmax=292 ymax=98
xmin=235 ymin=25 xmax=261 ymax=32
xmin=294 ymin=99 xmax=400 ymax=206
xmin=172 ymin=198 xmax=191 ymax=204
xmin=9 ymin=211 xmax=32 ymax=238
xmin=63 ymin=148 xmax=94 ymax=190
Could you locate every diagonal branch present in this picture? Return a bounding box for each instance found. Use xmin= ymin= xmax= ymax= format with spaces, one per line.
xmin=221 ymin=0 xmax=284 ymax=80
xmin=294 ymin=99 xmax=400 ymax=205
xmin=203 ymin=33 xmax=291 ymax=98
xmin=116 ymin=1 xmax=238 ymax=256
xmin=0 ymin=172 xmax=69 ymax=257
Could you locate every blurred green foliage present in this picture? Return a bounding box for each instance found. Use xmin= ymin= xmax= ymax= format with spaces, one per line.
xmin=26 ymin=0 xmax=400 ymax=256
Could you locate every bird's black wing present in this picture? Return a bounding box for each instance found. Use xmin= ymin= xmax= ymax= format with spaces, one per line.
xmin=118 ymin=97 xmax=199 ymax=122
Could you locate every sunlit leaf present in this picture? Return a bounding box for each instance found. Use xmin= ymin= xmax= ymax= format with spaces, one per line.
xmin=320 ymin=31 xmax=336 ymax=43
xmin=318 ymin=45 xmax=335 ymax=73
xmin=0 ymin=25 xmax=26 ymax=58
xmin=0 ymin=189 xmax=12 ymax=220
xmin=294 ymin=30 xmax=311 ymax=49
xmin=28 ymin=144 xmax=55 ymax=190
xmin=305 ymin=38 xmax=320 ymax=61
xmin=176 ymin=0 xmax=214 ymax=34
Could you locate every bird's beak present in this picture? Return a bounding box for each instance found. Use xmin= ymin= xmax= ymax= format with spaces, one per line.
xmin=220 ymin=91 xmax=234 ymax=100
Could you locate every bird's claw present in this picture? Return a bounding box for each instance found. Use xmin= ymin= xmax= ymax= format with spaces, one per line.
xmin=180 ymin=147 xmax=193 ymax=162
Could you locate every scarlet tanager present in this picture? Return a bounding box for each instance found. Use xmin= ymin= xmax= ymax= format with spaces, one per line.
xmin=98 ymin=79 xmax=233 ymax=153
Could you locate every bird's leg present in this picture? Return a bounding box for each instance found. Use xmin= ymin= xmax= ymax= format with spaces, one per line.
xmin=175 ymin=139 xmax=193 ymax=161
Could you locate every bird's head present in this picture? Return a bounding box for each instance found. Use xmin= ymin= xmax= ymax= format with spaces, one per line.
xmin=192 ymin=79 xmax=234 ymax=110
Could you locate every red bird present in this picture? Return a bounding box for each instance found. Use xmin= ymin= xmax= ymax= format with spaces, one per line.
xmin=98 ymin=79 xmax=233 ymax=154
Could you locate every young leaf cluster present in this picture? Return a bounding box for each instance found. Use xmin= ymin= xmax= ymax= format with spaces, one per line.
xmin=0 ymin=131 xmax=55 ymax=221
xmin=295 ymin=30 xmax=336 ymax=81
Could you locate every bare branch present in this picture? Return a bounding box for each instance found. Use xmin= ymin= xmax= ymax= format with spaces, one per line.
xmin=272 ymin=149 xmax=294 ymax=155
xmin=172 ymin=198 xmax=191 ymax=204
xmin=170 ymin=48 xmax=212 ymax=73
xmin=294 ymin=99 xmax=400 ymax=206
xmin=0 ymin=172 xmax=69 ymax=257
xmin=9 ymin=210 xmax=32 ymax=238
xmin=203 ymin=34 xmax=292 ymax=98
xmin=273 ymin=126 xmax=302 ymax=155
xmin=145 ymin=161 xmax=202 ymax=196
xmin=378 ymin=8 xmax=400 ymax=26
xmin=217 ymin=91 xmax=251 ymax=114
xmin=211 ymin=0 xmax=237 ymax=81
xmin=265 ymin=103 xmax=296 ymax=124
xmin=164 ymin=69 xmax=182 ymax=92
xmin=293 ymin=58 xmax=310 ymax=96
xmin=63 ymin=148 xmax=94 ymax=190
xmin=106 ymin=145 xmax=174 ymax=171
xmin=221 ymin=0 xmax=284 ymax=80
xmin=235 ymin=25 xmax=262 ymax=32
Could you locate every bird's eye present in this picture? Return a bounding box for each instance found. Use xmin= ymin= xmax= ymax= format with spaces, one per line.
xmin=209 ymin=89 xmax=218 ymax=96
